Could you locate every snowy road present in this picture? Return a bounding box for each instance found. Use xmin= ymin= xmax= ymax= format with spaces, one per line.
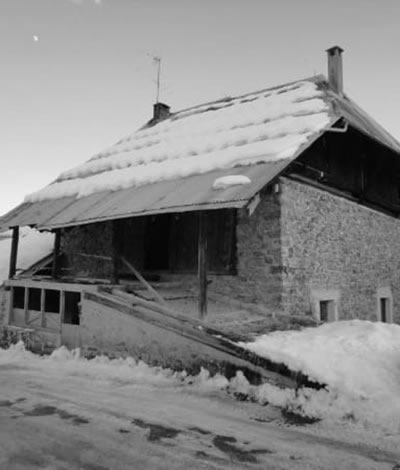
xmin=1 ymin=347 xmax=399 ymax=470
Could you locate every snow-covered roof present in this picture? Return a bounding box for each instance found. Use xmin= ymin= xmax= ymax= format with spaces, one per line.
xmin=1 ymin=75 xmax=400 ymax=230
xmin=26 ymin=79 xmax=332 ymax=202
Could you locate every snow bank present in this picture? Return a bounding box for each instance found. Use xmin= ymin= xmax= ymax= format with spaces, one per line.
xmin=0 ymin=228 xmax=53 ymax=283
xmin=25 ymin=80 xmax=332 ymax=202
xmin=3 ymin=324 xmax=400 ymax=437
xmin=241 ymin=320 xmax=400 ymax=432
xmin=213 ymin=175 xmax=251 ymax=190
xmin=0 ymin=342 xmax=231 ymax=394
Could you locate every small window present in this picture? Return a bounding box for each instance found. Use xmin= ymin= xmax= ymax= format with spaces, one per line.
xmin=45 ymin=289 xmax=60 ymax=314
xmin=311 ymin=288 xmax=340 ymax=322
xmin=12 ymin=287 xmax=25 ymax=309
xmin=28 ymin=288 xmax=41 ymax=311
xmin=380 ymin=298 xmax=389 ymax=323
xmin=319 ymin=300 xmax=331 ymax=322
xmin=377 ymin=287 xmax=393 ymax=323
xmin=64 ymin=291 xmax=81 ymax=325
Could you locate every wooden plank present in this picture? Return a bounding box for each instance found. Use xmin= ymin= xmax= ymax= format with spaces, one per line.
xmin=77 ymin=253 xmax=111 ymax=262
xmin=7 ymin=287 xmax=14 ymax=325
xmin=111 ymin=288 xmax=199 ymax=328
xmin=8 ymin=226 xmax=19 ymax=279
xmin=120 ymin=256 xmax=167 ymax=306
xmin=51 ymin=230 xmax=61 ymax=279
xmin=198 ymin=212 xmax=208 ymax=318
xmin=83 ymin=291 xmax=315 ymax=389
xmin=5 ymin=278 xmax=95 ymax=293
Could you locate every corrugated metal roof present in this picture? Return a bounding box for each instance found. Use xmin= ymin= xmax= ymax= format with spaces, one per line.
xmin=0 ymin=161 xmax=290 ymax=230
xmin=1 ymin=75 xmax=400 ymax=232
xmin=331 ymin=93 xmax=400 ymax=154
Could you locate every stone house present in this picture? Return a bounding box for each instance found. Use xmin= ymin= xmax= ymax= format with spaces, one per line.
xmin=1 ymin=46 xmax=400 ymax=357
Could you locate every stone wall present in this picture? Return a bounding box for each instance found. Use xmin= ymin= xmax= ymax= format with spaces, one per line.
xmin=0 ymin=287 xmax=9 ymax=325
xmin=58 ymin=193 xmax=284 ymax=316
xmin=280 ymin=177 xmax=400 ymax=323
xmin=61 ymin=222 xmax=113 ymax=279
xmin=209 ymin=191 xmax=282 ymax=311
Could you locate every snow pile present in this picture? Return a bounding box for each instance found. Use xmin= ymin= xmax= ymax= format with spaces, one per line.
xmin=3 ymin=323 xmax=400 ymax=437
xmin=241 ymin=320 xmax=400 ymax=432
xmin=0 ymin=342 xmax=181 ymax=387
xmin=213 ymin=175 xmax=251 ymax=190
xmin=26 ymin=80 xmax=332 ymax=202
xmin=0 ymin=228 xmax=53 ymax=283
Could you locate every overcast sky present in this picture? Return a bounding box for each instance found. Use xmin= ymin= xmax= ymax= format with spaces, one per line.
xmin=1 ymin=0 xmax=400 ymax=216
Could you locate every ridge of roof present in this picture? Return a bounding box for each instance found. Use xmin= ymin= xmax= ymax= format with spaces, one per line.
xmin=167 ymin=74 xmax=327 ymax=121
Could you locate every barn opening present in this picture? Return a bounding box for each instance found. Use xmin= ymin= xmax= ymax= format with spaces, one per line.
xmin=118 ymin=210 xmax=237 ymax=276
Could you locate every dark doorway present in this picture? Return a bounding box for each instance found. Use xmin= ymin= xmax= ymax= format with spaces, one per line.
xmin=144 ymin=215 xmax=171 ymax=270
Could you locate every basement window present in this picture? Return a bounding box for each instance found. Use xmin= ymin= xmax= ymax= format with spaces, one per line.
xmin=64 ymin=291 xmax=81 ymax=325
xmin=28 ymin=288 xmax=41 ymax=311
xmin=319 ymin=300 xmax=334 ymax=322
xmin=45 ymin=289 xmax=60 ymax=314
xmin=377 ymin=287 xmax=393 ymax=323
xmin=12 ymin=287 xmax=25 ymax=309
xmin=311 ymin=289 xmax=340 ymax=322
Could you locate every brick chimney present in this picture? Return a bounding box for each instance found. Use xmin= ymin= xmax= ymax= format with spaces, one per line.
xmin=326 ymin=46 xmax=344 ymax=95
xmin=153 ymin=102 xmax=170 ymax=121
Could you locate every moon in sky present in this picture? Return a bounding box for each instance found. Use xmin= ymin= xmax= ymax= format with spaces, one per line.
xmin=33 ymin=35 xmax=39 ymax=42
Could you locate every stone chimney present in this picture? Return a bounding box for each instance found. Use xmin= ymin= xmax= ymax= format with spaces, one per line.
xmin=153 ymin=102 xmax=170 ymax=121
xmin=326 ymin=46 xmax=344 ymax=95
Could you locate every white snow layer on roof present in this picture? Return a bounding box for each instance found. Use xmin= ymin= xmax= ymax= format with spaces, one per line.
xmin=213 ymin=175 xmax=251 ymax=189
xmin=241 ymin=320 xmax=400 ymax=432
xmin=0 ymin=228 xmax=54 ymax=283
xmin=26 ymin=81 xmax=331 ymax=202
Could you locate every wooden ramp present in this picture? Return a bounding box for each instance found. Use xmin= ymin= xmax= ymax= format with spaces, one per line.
xmin=81 ymin=288 xmax=323 ymax=390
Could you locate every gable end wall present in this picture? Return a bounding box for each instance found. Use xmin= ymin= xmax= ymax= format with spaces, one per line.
xmin=280 ymin=177 xmax=400 ymax=322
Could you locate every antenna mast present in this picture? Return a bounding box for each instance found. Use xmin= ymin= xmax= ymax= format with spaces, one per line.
xmin=154 ymin=56 xmax=161 ymax=103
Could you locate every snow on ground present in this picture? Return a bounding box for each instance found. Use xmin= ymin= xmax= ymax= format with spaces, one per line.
xmin=1 ymin=341 xmax=400 ymax=469
xmin=26 ymin=80 xmax=332 ymax=202
xmin=0 ymin=228 xmax=53 ymax=284
xmin=241 ymin=320 xmax=400 ymax=434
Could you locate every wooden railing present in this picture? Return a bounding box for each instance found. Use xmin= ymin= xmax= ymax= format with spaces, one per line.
xmin=5 ymin=279 xmax=91 ymax=332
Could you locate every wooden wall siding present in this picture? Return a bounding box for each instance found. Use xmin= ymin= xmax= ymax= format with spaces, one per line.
xmin=60 ymin=210 xmax=237 ymax=279
xmin=119 ymin=210 xmax=236 ymax=275
xmin=293 ymin=128 xmax=400 ymax=214
xmin=119 ymin=217 xmax=146 ymax=273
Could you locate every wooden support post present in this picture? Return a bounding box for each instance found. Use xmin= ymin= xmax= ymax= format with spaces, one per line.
xmin=198 ymin=211 xmax=208 ymax=318
xmin=8 ymin=226 xmax=19 ymax=279
xmin=40 ymin=288 xmax=46 ymax=328
xmin=111 ymin=220 xmax=120 ymax=285
xmin=59 ymin=290 xmax=65 ymax=332
xmin=24 ymin=287 xmax=29 ymax=324
xmin=51 ymin=230 xmax=61 ymax=279
xmin=8 ymin=287 xmax=14 ymax=325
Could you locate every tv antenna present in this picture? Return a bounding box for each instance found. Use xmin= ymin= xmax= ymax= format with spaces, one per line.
xmin=153 ymin=56 xmax=161 ymax=103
